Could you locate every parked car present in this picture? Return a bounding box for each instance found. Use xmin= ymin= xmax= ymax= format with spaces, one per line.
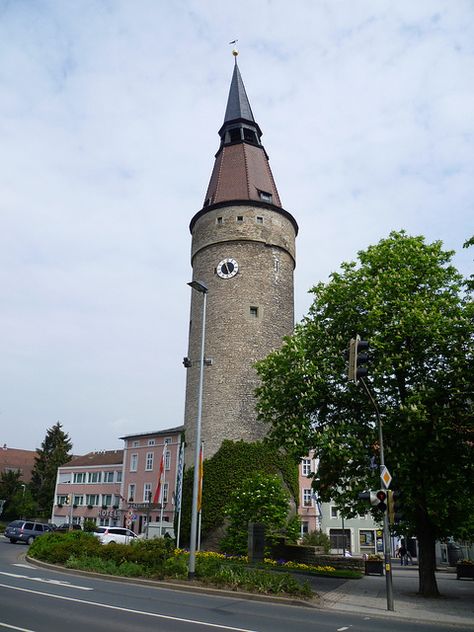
xmin=54 ymin=523 xmax=82 ymax=533
xmin=93 ymin=526 xmax=137 ymax=545
xmin=4 ymin=520 xmax=54 ymax=545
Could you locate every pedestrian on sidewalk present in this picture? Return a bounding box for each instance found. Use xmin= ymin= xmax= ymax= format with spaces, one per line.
xmin=398 ymin=543 xmax=408 ymax=565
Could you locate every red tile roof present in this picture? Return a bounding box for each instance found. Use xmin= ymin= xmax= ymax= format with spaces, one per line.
xmin=0 ymin=445 xmax=37 ymax=483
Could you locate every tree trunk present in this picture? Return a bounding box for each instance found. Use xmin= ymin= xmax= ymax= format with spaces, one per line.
xmin=417 ymin=522 xmax=440 ymax=597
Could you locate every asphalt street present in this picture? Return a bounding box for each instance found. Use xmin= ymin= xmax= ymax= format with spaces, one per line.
xmin=0 ymin=539 xmax=471 ymax=632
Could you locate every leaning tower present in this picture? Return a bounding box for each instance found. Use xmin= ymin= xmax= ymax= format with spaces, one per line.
xmin=184 ymin=55 xmax=298 ymax=463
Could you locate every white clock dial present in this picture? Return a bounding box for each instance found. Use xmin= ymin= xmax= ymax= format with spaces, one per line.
xmin=217 ymin=258 xmax=239 ymax=279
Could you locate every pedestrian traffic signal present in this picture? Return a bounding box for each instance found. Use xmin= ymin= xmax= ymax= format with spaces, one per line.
xmin=346 ymin=335 xmax=369 ymax=383
xmin=64 ymin=494 xmax=70 ymax=505
xmin=358 ymin=489 xmax=387 ymax=512
xmin=388 ymin=490 xmax=404 ymax=525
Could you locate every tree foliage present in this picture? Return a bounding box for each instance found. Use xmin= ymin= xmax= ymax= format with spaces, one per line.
xmin=30 ymin=422 xmax=72 ymax=517
xmin=255 ymin=231 xmax=474 ymax=597
xmin=220 ymin=472 xmax=291 ymax=555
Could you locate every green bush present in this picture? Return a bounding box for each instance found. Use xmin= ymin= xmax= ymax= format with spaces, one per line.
xmin=301 ymin=530 xmax=331 ymax=553
xmin=28 ymin=531 xmax=102 ymax=563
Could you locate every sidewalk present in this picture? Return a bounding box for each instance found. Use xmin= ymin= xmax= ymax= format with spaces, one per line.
xmin=318 ymin=566 xmax=474 ymax=626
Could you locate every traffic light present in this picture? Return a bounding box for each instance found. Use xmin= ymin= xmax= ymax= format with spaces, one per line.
xmin=64 ymin=495 xmax=70 ymax=505
xmin=346 ymin=335 xmax=369 ymax=383
xmin=358 ymin=489 xmax=387 ymax=512
xmin=388 ymin=490 xmax=404 ymax=525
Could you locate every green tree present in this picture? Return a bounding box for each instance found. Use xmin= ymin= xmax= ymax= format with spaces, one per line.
xmin=0 ymin=470 xmax=22 ymax=520
xmin=220 ymin=472 xmax=291 ymax=555
xmin=30 ymin=422 xmax=73 ymax=517
xmin=256 ymin=231 xmax=474 ymax=597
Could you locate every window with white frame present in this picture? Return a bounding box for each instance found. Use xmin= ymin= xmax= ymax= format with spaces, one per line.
xmin=330 ymin=505 xmax=339 ymax=519
xmin=143 ymin=483 xmax=152 ymax=502
xmin=104 ymin=471 xmax=114 ymax=483
xmin=148 ymin=439 xmax=155 ymax=446
xmin=102 ymin=494 xmax=112 ymax=507
xmin=88 ymin=471 xmax=102 ymax=484
xmin=165 ymin=450 xmax=171 ymax=470
xmin=73 ymin=472 xmax=86 ymax=483
xmin=113 ymin=495 xmax=121 ymax=507
xmin=56 ymin=495 xmax=69 ymax=505
xmin=86 ymin=494 xmax=100 ymax=506
xmin=301 ymin=521 xmax=309 ymax=535
xmin=132 ymin=440 xmax=139 ymax=447
xmin=303 ymin=489 xmax=312 ymax=507
xmin=130 ymin=454 xmax=138 ymax=472
xmin=145 ymin=452 xmax=154 ymax=471
xmin=116 ymin=470 xmax=122 ymax=483
xmin=301 ymin=459 xmax=311 ymax=476
xmin=162 ymin=482 xmax=169 ymax=503
xmin=128 ymin=484 xmax=135 ymax=502
xmin=73 ymin=495 xmax=84 ymax=506
xmin=164 ymin=437 xmax=171 ymax=446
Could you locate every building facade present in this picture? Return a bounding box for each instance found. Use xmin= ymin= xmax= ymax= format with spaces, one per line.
xmin=183 ymin=55 xmax=298 ymax=464
xmin=52 ymin=450 xmax=123 ymax=527
xmin=51 ymin=427 xmax=183 ymax=533
xmin=120 ymin=427 xmax=183 ymax=535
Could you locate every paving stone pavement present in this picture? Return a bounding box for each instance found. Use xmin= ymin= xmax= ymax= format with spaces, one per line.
xmin=316 ymin=566 xmax=474 ymax=626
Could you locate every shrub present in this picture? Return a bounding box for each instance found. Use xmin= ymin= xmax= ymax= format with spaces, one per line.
xmin=28 ymin=531 xmax=102 ymax=563
xmin=301 ymin=530 xmax=331 ymax=553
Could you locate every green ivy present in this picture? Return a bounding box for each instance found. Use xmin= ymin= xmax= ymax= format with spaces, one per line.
xmin=178 ymin=440 xmax=299 ymax=547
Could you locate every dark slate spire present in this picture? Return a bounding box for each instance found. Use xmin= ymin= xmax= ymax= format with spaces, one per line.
xmin=218 ymin=58 xmax=262 ymax=144
xmin=223 ymin=61 xmax=255 ymax=124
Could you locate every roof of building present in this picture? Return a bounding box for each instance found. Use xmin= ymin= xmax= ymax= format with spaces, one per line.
xmin=119 ymin=425 xmax=184 ymax=441
xmin=191 ymin=58 xmax=297 ymax=234
xmin=0 ymin=445 xmax=37 ymax=482
xmin=223 ymin=60 xmax=256 ymax=126
xmin=62 ymin=450 xmax=124 ymax=468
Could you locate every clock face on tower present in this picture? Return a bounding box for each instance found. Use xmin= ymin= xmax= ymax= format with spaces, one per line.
xmin=217 ymin=258 xmax=239 ymax=279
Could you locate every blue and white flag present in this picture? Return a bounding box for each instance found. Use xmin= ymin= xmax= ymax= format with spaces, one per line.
xmin=175 ymin=442 xmax=185 ymax=512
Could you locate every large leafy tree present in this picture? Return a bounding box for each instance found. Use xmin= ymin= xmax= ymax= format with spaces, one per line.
xmin=256 ymin=231 xmax=473 ymax=597
xmin=30 ymin=422 xmax=72 ymax=517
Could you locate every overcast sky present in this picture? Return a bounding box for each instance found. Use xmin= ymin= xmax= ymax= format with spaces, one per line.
xmin=1 ymin=1 xmax=472 ymax=454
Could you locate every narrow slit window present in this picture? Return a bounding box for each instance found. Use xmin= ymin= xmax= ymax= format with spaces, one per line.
xmin=236 ymin=215 xmax=244 ymax=223
xmin=250 ymin=306 xmax=258 ymax=318
xmin=216 ymin=217 xmax=223 ymax=225
xmin=256 ymin=216 xmax=264 ymax=224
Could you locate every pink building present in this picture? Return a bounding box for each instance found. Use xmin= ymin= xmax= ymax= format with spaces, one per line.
xmin=120 ymin=426 xmax=184 ymax=535
xmin=298 ymin=451 xmax=320 ymax=537
xmin=52 ymin=450 xmax=123 ymax=527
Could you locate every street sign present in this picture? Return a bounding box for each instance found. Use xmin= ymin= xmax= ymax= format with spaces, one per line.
xmin=381 ymin=466 xmax=392 ymax=489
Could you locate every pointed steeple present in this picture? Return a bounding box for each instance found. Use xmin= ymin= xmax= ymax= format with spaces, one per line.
xmin=222 ymin=61 xmax=257 ymax=130
xmin=199 ymin=59 xmax=284 ymax=212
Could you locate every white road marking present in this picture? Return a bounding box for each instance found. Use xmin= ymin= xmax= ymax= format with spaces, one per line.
xmin=0 ymin=623 xmax=35 ymax=631
xmin=0 ymin=583 xmax=258 ymax=631
xmin=12 ymin=564 xmax=34 ymax=570
xmin=337 ymin=627 xmax=351 ymax=631
xmin=0 ymin=572 xmax=93 ymax=591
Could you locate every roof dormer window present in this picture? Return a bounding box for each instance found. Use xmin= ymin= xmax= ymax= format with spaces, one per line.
xmin=258 ymin=190 xmax=272 ymax=203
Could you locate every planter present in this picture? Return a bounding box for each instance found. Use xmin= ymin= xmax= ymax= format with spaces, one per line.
xmin=87 ymin=505 xmax=93 ymax=510
xmin=456 ymin=563 xmax=474 ymax=580
xmin=365 ymin=560 xmax=384 ymax=576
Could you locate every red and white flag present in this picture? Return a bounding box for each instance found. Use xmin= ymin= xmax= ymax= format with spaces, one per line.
xmin=153 ymin=449 xmax=165 ymax=504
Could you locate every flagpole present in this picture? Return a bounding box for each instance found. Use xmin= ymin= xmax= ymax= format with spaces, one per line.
xmin=159 ymin=445 xmax=167 ymax=536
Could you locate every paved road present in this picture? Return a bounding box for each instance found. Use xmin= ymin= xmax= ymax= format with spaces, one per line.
xmin=0 ymin=539 xmax=471 ymax=632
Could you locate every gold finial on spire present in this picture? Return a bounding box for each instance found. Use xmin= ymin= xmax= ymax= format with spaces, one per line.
xmin=229 ymin=39 xmax=239 ymax=58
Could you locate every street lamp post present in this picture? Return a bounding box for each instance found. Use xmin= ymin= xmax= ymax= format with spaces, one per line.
xmin=187 ymin=280 xmax=208 ymax=579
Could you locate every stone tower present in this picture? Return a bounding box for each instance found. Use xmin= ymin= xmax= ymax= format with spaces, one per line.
xmin=184 ymin=56 xmax=298 ymax=463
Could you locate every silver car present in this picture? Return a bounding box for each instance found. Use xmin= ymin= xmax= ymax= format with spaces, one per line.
xmin=5 ymin=520 xmax=53 ymax=545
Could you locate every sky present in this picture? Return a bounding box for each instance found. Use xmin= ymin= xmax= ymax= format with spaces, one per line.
xmin=1 ymin=0 xmax=473 ymax=454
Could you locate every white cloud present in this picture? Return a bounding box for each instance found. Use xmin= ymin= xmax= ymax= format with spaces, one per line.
xmin=0 ymin=0 xmax=472 ymax=452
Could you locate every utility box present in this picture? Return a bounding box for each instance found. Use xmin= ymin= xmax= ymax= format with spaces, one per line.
xmin=248 ymin=522 xmax=265 ymax=563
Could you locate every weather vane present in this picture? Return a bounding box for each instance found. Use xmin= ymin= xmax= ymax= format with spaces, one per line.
xmin=229 ymin=39 xmax=239 ymax=58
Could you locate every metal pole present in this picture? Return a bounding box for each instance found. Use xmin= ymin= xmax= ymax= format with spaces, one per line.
xmin=360 ymin=377 xmax=394 ymax=611
xmin=146 ymin=494 xmax=151 ymax=539
xmin=342 ymin=514 xmax=346 ymax=557
xmin=160 ymin=450 xmax=167 ymax=536
xmin=188 ymin=283 xmax=207 ymax=579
